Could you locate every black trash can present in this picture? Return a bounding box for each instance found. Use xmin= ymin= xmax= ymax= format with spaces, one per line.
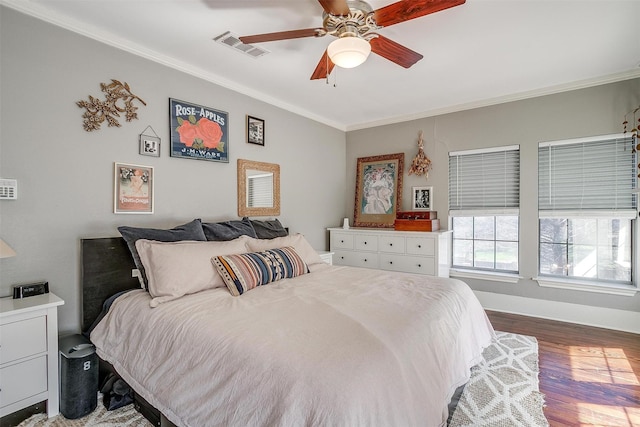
xmin=59 ymin=334 xmax=98 ymax=419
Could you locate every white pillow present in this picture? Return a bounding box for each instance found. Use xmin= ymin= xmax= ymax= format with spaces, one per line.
xmin=245 ymin=233 xmax=326 ymax=270
xmin=135 ymin=237 xmax=249 ymax=307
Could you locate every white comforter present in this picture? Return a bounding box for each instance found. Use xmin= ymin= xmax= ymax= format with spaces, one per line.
xmin=91 ymin=265 xmax=495 ymax=427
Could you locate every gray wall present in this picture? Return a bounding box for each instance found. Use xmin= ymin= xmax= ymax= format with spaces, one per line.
xmin=0 ymin=7 xmax=346 ymax=333
xmin=2 ymin=6 xmax=638 ymax=335
xmin=346 ymin=78 xmax=640 ymax=313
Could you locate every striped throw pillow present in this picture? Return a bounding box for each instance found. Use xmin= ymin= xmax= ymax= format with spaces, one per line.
xmin=212 ymin=246 xmax=308 ymax=296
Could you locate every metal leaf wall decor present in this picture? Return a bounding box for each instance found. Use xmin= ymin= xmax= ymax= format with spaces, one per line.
xmin=77 ymin=79 xmax=146 ymax=132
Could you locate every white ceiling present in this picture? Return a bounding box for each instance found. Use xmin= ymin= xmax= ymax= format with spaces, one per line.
xmin=4 ymin=0 xmax=640 ymax=131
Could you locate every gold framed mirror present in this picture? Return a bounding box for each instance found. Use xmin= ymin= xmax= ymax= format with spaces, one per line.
xmin=237 ymin=159 xmax=280 ymax=217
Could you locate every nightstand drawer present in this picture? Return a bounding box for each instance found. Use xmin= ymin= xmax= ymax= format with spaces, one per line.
xmin=0 ymin=316 xmax=47 ymax=364
xmin=0 ymin=355 xmax=48 ymax=409
xmin=317 ymin=251 xmax=334 ymax=265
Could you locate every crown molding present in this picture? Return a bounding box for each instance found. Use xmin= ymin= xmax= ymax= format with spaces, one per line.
xmin=346 ymin=69 xmax=640 ymax=131
xmin=0 ymin=0 xmax=346 ymax=131
xmin=2 ymin=0 xmax=637 ymax=133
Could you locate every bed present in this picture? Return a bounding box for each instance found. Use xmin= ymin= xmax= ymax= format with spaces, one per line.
xmin=82 ymin=219 xmax=495 ymax=427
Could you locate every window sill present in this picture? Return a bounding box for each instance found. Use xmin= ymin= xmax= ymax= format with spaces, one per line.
xmin=534 ymin=277 xmax=638 ymax=296
xmin=450 ymin=268 xmax=522 ymax=283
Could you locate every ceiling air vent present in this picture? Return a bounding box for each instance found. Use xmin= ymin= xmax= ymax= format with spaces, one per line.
xmin=214 ymin=31 xmax=269 ymax=59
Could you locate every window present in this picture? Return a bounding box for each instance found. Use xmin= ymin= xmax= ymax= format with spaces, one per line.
xmin=449 ymin=146 xmax=520 ymax=273
xmin=538 ymin=134 xmax=636 ymax=285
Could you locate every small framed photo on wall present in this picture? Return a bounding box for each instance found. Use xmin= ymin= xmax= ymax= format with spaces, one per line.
xmin=139 ymin=135 xmax=160 ymax=157
xmin=412 ymin=186 xmax=433 ymax=211
xmin=247 ymin=115 xmax=265 ymax=146
xmin=114 ymin=162 xmax=154 ymax=214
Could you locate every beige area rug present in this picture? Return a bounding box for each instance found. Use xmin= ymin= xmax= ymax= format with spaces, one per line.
xmin=19 ymin=331 xmax=546 ymax=427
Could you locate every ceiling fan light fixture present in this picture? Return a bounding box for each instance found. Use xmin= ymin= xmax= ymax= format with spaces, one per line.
xmin=327 ymin=36 xmax=371 ymax=69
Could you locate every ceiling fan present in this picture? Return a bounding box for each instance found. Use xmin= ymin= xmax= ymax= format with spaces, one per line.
xmin=239 ymin=0 xmax=465 ymax=80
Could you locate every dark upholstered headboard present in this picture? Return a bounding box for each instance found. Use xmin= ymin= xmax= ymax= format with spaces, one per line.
xmin=81 ymin=237 xmax=139 ymax=332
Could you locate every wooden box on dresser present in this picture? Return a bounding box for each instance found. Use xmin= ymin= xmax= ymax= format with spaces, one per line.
xmin=328 ymin=228 xmax=453 ymax=277
xmin=0 ymin=293 xmax=64 ymax=419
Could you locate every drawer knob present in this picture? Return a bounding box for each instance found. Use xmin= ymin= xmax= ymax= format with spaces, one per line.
xmin=341 ymin=240 xmax=344 ymax=243
xmin=364 ymin=259 xmax=367 ymax=262
xmin=341 ymin=256 xmax=344 ymax=259
xmin=418 ymin=245 xmax=422 ymax=248
xmin=364 ymin=241 xmax=367 ymax=245
xmin=389 ymin=243 xmax=393 ymax=246
xmin=389 ymin=261 xmax=393 ymax=265
xmin=418 ymin=264 xmax=422 ymax=267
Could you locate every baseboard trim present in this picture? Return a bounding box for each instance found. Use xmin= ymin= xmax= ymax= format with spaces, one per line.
xmin=474 ymin=290 xmax=640 ymax=334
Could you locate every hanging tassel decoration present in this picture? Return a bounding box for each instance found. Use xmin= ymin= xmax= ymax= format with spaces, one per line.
xmin=622 ymin=105 xmax=639 ymax=177
xmin=408 ymin=130 xmax=433 ymax=178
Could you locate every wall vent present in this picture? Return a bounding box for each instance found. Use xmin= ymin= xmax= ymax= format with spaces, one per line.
xmin=0 ymin=178 xmax=17 ymax=200
xmin=214 ymin=31 xmax=269 ymax=58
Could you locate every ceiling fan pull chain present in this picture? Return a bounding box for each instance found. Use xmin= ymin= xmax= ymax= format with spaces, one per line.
xmin=326 ymin=52 xmax=330 ymax=85
xmin=325 ymin=54 xmax=337 ymax=87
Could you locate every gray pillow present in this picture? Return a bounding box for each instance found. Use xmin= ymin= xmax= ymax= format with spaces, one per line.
xmin=118 ymin=219 xmax=207 ymax=288
xmin=201 ymin=217 xmax=257 ymax=241
xmin=250 ymin=218 xmax=288 ymax=239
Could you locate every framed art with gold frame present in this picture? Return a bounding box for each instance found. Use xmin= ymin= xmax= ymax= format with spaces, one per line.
xmin=353 ymin=153 xmax=404 ymax=228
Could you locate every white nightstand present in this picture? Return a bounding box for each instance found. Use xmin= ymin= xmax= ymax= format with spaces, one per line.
xmin=0 ymin=293 xmax=64 ymax=418
xmin=317 ymin=251 xmax=334 ymax=265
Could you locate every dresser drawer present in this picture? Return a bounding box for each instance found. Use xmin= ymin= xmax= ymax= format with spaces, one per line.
xmin=378 ymin=235 xmax=405 ymax=254
xmin=0 ymin=355 xmax=48 ymax=409
xmin=331 ymin=233 xmax=354 ymax=250
xmin=334 ymin=250 xmax=379 ymax=269
xmin=0 ymin=316 xmax=47 ymax=364
xmin=405 ymin=237 xmax=435 ymax=256
xmin=354 ymin=235 xmax=378 ymax=252
xmin=379 ymin=254 xmax=435 ymax=275
xmin=333 ymin=250 xmax=356 ymax=266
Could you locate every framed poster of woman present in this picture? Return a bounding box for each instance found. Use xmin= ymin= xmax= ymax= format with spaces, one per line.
xmin=353 ymin=153 xmax=404 ymax=228
xmin=114 ymin=162 xmax=153 ymax=214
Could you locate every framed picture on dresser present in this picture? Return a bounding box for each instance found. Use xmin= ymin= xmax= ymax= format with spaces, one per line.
xmin=353 ymin=153 xmax=404 ymax=228
xmin=412 ymin=186 xmax=433 ymax=211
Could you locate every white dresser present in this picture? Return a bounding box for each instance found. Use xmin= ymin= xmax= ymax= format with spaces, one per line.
xmin=0 ymin=293 xmax=64 ymax=418
xmin=328 ymin=227 xmax=452 ymax=277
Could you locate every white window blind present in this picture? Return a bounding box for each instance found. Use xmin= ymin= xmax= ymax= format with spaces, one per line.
xmin=247 ymin=174 xmax=273 ymax=207
xmin=449 ymin=145 xmax=520 ymax=213
xmin=538 ymin=134 xmax=636 ymax=217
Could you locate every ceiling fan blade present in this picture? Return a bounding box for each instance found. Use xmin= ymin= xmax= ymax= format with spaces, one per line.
xmin=374 ymin=0 xmax=465 ymax=27
xmin=239 ymin=28 xmax=322 ymax=44
xmin=318 ymin=0 xmax=350 ymax=16
xmin=310 ymin=50 xmax=336 ymax=80
xmin=370 ymin=35 xmax=423 ymax=68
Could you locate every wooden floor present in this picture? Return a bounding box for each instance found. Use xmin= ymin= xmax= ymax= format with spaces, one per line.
xmin=486 ymin=311 xmax=640 ymax=427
